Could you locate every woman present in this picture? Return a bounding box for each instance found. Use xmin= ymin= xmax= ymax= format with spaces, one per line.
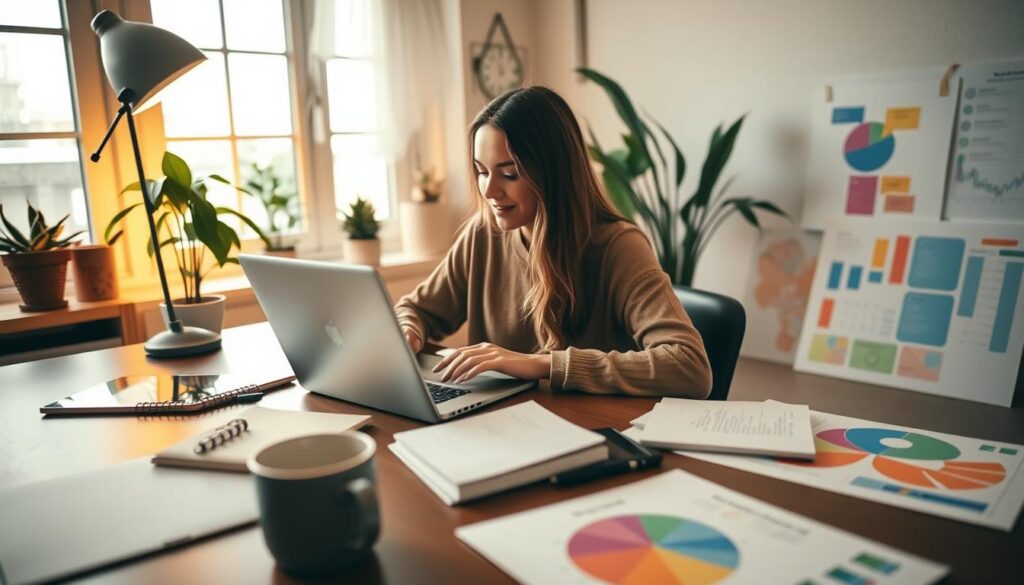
xmin=394 ymin=86 xmax=712 ymax=398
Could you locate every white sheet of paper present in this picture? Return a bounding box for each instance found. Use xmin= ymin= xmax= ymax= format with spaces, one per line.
xmin=685 ymin=408 xmax=1024 ymax=531
xmin=457 ymin=469 xmax=948 ymax=585
xmin=638 ymin=398 xmax=815 ymax=459
xmin=945 ymin=60 xmax=1024 ymax=221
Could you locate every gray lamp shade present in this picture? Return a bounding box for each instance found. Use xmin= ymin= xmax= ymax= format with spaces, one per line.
xmin=91 ymin=10 xmax=207 ymax=112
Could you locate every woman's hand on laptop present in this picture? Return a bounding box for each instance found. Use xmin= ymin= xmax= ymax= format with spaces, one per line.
xmin=433 ymin=342 xmax=550 ymax=383
xmin=403 ymin=328 xmax=423 ymax=354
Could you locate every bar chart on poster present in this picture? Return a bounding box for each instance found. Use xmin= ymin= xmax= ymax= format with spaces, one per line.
xmin=794 ymin=217 xmax=1024 ymax=406
xmin=802 ymin=71 xmax=956 ymax=229
xmin=945 ymin=60 xmax=1024 ymax=222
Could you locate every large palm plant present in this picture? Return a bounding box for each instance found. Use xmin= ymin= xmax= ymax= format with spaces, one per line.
xmin=579 ymin=68 xmax=787 ymax=286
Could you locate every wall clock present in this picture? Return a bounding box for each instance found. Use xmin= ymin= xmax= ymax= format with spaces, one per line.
xmin=472 ymin=13 xmax=524 ymax=100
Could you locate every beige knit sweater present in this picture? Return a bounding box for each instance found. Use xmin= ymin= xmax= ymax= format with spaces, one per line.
xmin=394 ymin=220 xmax=712 ymax=398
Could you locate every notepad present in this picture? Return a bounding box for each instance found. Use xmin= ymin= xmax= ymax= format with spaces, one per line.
xmin=637 ymin=398 xmax=816 ymax=460
xmin=152 ymin=406 xmax=371 ymax=472
xmin=390 ymin=401 xmax=608 ymax=504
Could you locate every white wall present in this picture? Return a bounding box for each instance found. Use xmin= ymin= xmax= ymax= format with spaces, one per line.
xmin=532 ymin=0 xmax=1024 ymax=300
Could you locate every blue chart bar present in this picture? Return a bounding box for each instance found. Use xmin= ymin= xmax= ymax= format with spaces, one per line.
xmin=828 ymin=262 xmax=843 ymax=290
xmin=957 ymin=256 xmax=984 ymax=318
xmin=868 ymin=271 xmax=883 ymax=283
xmin=847 ymin=266 xmax=863 ymax=290
xmin=851 ymin=477 xmax=989 ymax=512
xmin=990 ymin=262 xmax=1023 ymax=353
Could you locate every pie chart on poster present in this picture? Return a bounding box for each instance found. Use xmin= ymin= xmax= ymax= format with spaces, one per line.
xmin=567 ymin=514 xmax=739 ymax=584
xmin=844 ymin=122 xmax=895 ymax=172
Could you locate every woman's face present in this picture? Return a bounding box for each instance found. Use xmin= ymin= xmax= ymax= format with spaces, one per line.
xmin=473 ymin=125 xmax=539 ymax=233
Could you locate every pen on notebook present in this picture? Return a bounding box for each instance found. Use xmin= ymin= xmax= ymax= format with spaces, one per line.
xmin=194 ymin=418 xmax=249 ymax=454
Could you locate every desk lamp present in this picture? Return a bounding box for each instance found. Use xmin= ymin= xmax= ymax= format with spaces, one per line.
xmin=89 ymin=10 xmax=221 ymax=358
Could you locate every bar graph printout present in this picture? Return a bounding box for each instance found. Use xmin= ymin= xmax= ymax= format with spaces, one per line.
xmin=945 ymin=60 xmax=1024 ymax=221
xmin=794 ymin=217 xmax=1024 ymax=406
xmin=683 ymin=409 xmax=1024 ymax=531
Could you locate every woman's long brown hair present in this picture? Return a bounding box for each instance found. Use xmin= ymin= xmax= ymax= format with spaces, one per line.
xmin=469 ymin=86 xmax=624 ymax=351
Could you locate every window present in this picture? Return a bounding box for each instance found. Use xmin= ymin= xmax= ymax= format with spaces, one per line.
xmin=0 ymin=0 xmax=90 ymax=243
xmin=150 ymin=0 xmax=300 ymax=239
xmin=326 ymin=0 xmax=392 ymax=220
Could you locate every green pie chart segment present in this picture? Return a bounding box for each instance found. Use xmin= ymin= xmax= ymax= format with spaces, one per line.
xmin=845 ymin=428 xmax=960 ymax=461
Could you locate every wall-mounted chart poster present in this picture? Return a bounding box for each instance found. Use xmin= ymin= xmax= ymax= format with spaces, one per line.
xmin=802 ymin=71 xmax=956 ymax=230
xmin=684 ymin=408 xmax=1024 ymax=532
xmin=945 ymin=60 xmax=1024 ymax=222
xmin=741 ymin=229 xmax=822 ymax=364
xmin=457 ymin=470 xmax=947 ymax=585
xmin=794 ymin=217 xmax=1024 ymax=406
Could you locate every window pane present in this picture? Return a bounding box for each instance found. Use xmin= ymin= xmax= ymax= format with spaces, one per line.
xmin=237 ymin=138 xmax=300 ymax=238
xmin=335 ymin=0 xmax=372 ymax=57
xmin=0 ymin=1 xmax=61 ymax=28
xmin=331 ymin=134 xmax=389 ymax=220
xmin=223 ymin=0 xmax=285 ymax=53
xmin=326 ymin=59 xmax=376 ymax=133
xmin=164 ymin=140 xmax=238 ymax=230
xmin=0 ymin=139 xmax=90 ymax=242
xmin=160 ymin=52 xmax=230 ymax=138
xmin=228 ymin=53 xmax=292 ymax=136
xmin=0 ymin=33 xmax=75 ymax=133
xmin=151 ymin=0 xmax=223 ymax=50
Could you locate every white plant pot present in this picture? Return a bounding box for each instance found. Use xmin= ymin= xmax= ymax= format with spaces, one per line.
xmin=160 ymin=294 xmax=227 ymax=333
xmin=399 ymin=201 xmax=452 ymax=259
xmin=342 ymin=238 xmax=381 ymax=266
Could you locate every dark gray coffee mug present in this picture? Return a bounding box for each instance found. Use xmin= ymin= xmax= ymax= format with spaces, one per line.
xmin=247 ymin=431 xmax=380 ymax=576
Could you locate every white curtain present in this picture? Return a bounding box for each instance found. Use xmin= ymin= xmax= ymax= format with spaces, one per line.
xmin=370 ymin=0 xmax=451 ymax=167
xmin=304 ymin=0 xmax=335 ymax=144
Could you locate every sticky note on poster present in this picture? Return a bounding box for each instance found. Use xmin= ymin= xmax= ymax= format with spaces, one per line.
xmin=881 ymin=176 xmax=910 ymax=193
xmin=832 ymin=107 xmax=865 ymax=124
xmin=883 ymin=107 xmax=921 ymax=134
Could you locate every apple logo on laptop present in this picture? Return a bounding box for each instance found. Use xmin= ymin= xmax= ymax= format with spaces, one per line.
xmin=324 ymin=320 xmax=345 ymax=347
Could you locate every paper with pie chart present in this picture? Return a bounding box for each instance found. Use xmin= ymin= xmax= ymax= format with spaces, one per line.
xmin=456 ymin=470 xmax=948 ymax=584
xmin=684 ymin=408 xmax=1024 ymax=532
xmin=802 ymin=71 xmax=956 ymax=229
xmin=794 ymin=216 xmax=1024 ymax=406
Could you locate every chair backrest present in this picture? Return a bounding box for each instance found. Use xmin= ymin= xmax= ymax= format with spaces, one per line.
xmin=673 ymin=286 xmax=746 ymax=401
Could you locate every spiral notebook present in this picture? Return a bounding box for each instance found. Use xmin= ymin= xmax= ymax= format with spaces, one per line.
xmin=39 ymin=373 xmax=296 ymax=415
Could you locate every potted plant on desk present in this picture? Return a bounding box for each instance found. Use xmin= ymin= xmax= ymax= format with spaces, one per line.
xmin=0 ymin=202 xmax=84 ymax=311
xmin=106 ymin=151 xmax=271 ymax=333
xmin=69 ymin=224 xmax=122 ymax=303
xmin=244 ymin=162 xmax=301 ymax=258
xmin=340 ymin=196 xmax=381 ymax=266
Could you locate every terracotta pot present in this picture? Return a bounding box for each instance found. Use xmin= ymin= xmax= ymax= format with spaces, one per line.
xmin=399 ymin=201 xmax=452 ymax=259
xmin=71 ymin=245 xmax=119 ymax=301
xmin=160 ymin=294 xmax=226 ymax=333
xmin=342 ymin=238 xmax=381 ymax=266
xmin=1 ymin=249 xmax=71 ymax=312
xmin=264 ymin=247 xmax=297 ymax=259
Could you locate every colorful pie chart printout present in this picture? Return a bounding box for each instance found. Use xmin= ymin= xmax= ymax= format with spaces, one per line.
xmin=803 ymin=72 xmax=956 ymax=229
xmin=685 ymin=409 xmax=1024 ymax=531
xmin=456 ymin=470 xmax=948 ymax=584
xmin=568 ymin=515 xmax=738 ymax=584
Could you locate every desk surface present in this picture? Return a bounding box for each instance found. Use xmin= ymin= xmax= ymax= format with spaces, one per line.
xmin=1 ymin=322 xmax=1021 ymax=584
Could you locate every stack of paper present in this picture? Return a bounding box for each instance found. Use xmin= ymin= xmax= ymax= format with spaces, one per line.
xmin=389 ymin=401 xmax=608 ymax=504
xmin=633 ymin=398 xmax=816 ymax=460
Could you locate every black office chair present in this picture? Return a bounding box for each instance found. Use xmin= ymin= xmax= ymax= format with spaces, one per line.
xmin=673 ymin=286 xmax=746 ymax=401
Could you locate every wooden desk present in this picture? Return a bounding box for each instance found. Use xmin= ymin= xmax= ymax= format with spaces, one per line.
xmin=1 ymin=323 xmax=1021 ymax=584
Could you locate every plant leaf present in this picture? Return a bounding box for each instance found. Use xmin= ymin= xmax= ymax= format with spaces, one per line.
xmin=162 ymin=151 xmax=192 ymax=188
xmin=104 ymin=202 xmax=143 ymax=243
xmin=0 ymin=204 xmax=30 ymax=248
xmin=217 ymin=206 xmax=272 ymax=249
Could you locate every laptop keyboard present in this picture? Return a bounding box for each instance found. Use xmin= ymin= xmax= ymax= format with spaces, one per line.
xmin=426 ymin=382 xmax=471 ymax=404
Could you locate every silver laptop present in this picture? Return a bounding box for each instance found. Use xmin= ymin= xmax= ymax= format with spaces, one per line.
xmin=240 ymin=254 xmax=535 ymax=423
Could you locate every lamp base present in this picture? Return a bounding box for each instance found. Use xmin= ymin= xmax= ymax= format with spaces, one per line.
xmin=144 ymin=326 xmax=222 ymax=358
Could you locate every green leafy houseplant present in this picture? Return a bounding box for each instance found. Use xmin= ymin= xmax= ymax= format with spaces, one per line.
xmin=105 ymin=151 xmax=271 ymax=304
xmin=341 ymin=196 xmax=380 ymax=240
xmin=244 ymin=161 xmax=300 ymax=251
xmin=412 ymin=167 xmax=443 ymax=203
xmin=578 ymin=68 xmax=788 ymax=286
xmin=0 ymin=202 xmax=84 ymax=311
